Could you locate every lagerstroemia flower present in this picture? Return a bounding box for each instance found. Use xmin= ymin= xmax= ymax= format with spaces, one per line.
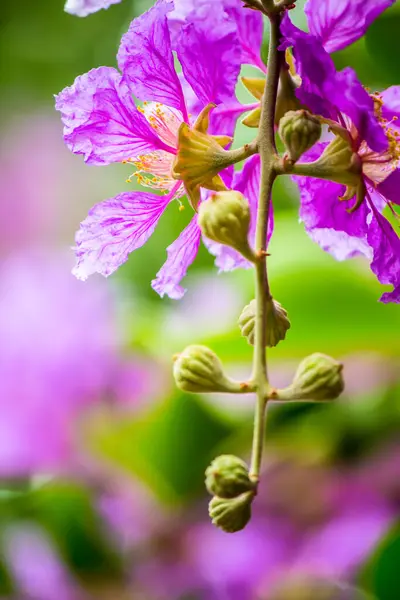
xmin=277 ymin=0 xmax=400 ymax=302
xmin=64 ymin=0 xmax=122 ymax=17
xmin=56 ymin=0 xmax=256 ymax=299
xmin=293 ymin=103 xmax=400 ymax=302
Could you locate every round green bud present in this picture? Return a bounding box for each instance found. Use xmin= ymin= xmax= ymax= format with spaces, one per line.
xmin=278 ymin=109 xmax=322 ymax=163
xmin=280 ymin=353 xmax=344 ymax=401
xmin=173 ymin=345 xmax=241 ymax=394
xmin=238 ymin=298 xmax=290 ymax=348
xmin=208 ymin=491 xmax=253 ymax=533
xmin=198 ymin=191 xmax=254 ymax=261
xmin=205 ymin=455 xmax=253 ymax=498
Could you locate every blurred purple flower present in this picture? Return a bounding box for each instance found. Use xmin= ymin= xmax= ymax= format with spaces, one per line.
xmin=64 ymin=0 xmax=121 ymax=17
xmin=0 ymin=251 xmax=151 ymax=475
xmin=4 ymin=525 xmax=83 ymax=600
xmin=56 ymin=0 xmax=245 ymax=299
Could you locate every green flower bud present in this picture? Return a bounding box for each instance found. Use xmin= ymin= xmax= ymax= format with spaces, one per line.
xmin=198 ymin=191 xmax=255 ymax=263
xmin=205 ymin=455 xmax=254 ymax=498
xmin=278 ymin=109 xmax=322 ymax=163
xmin=279 ymin=353 xmax=344 ymax=401
xmin=173 ymin=345 xmax=242 ymax=394
xmin=238 ymin=298 xmax=290 ymax=348
xmin=209 ymin=491 xmax=253 ymax=533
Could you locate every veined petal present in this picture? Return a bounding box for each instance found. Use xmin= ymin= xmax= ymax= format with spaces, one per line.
xmin=55 ymin=67 xmax=170 ymax=165
xmin=169 ymin=0 xmax=265 ymax=71
xmin=176 ymin=10 xmax=241 ymax=107
xmin=204 ymin=155 xmax=273 ymax=272
xmin=222 ymin=1 xmax=265 ymax=71
xmin=306 ymin=228 xmax=371 ymax=261
xmin=367 ymin=207 xmax=400 ymax=304
xmin=295 ymin=143 xmax=370 ymax=243
xmin=305 ymin=0 xmax=395 ymax=54
xmin=152 ymin=216 xmax=201 ymax=299
xmin=324 ymin=68 xmax=388 ymax=153
xmin=280 ymin=15 xmax=336 ymax=119
xmin=117 ymin=0 xmax=186 ymax=117
xmin=377 ymin=169 xmax=400 ymax=206
xmin=73 ymin=191 xmax=169 ymax=280
xmin=64 ymin=0 xmax=121 ymax=17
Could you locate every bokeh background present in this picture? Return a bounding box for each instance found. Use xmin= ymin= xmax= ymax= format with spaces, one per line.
xmin=1 ymin=0 xmax=400 ymax=598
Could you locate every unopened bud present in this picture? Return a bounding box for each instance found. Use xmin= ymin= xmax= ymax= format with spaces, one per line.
xmin=173 ymin=345 xmax=242 ymax=394
xmin=238 ymin=298 xmax=290 ymax=348
xmin=278 ymin=110 xmax=321 ymax=163
xmin=278 ymin=353 xmax=344 ymax=401
xmin=205 ymin=455 xmax=254 ymax=498
xmin=199 ymin=191 xmax=255 ymax=262
xmin=209 ymin=491 xmax=253 ymax=533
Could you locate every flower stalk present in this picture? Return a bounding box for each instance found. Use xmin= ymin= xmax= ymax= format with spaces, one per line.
xmin=249 ymin=12 xmax=283 ymax=483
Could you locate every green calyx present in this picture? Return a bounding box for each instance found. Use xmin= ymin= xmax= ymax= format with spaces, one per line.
xmin=278 ymin=109 xmax=322 ymax=163
xmin=205 ymin=455 xmax=254 ymax=498
xmin=208 ymin=491 xmax=254 ymax=533
xmin=198 ymin=191 xmax=256 ymax=263
xmin=238 ymin=298 xmax=290 ymax=348
xmin=290 ymin=132 xmax=362 ymax=188
xmin=173 ymin=345 xmax=243 ymax=394
xmin=278 ymin=352 xmax=344 ymax=401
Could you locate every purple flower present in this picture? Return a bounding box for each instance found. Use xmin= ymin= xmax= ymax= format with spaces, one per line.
xmin=280 ymin=15 xmax=387 ymax=153
xmin=294 ymin=113 xmax=400 ymax=302
xmin=279 ymin=1 xmax=400 ymax=302
xmin=64 ymin=0 xmax=122 ymax=17
xmin=304 ymin=0 xmax=395 ymax=54
xmin=56 ymin=0 xmax=245 ymax=298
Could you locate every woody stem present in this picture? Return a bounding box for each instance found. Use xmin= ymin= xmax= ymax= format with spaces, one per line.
xmin=249 ymin=12 xmax=282 ymax=483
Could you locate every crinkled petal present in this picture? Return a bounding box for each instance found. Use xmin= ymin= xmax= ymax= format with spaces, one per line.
xmin=204 ymin=155 xmax=274 ymax=272
xmin=324 ymin=67 xmax=388 ymax=152
xmin=169 ymin=0 xmax=265 ymax=71
xmin=305 ymin=0 xmax=395 ymax=54
xmin=176 ymin=10 xmax=241 ymax=107
xmin=367 ymin=206 xmax=400 ymax=303
xmin=293 ymin=142 xmax=372 ymax=260
xmin=73 ymin=191 xmax=169 ymax=280
xmin=118 ymin=0 xmax=187 ymax=117
xmin=381 ymin=85 xmax=400 ymax=120
xmin=377 ymin=169 xmax=400 ymax=206
xmin=281 ymin=17 xmax=387 ymax=152
xmin=55 ymin=67 xmax=170 ymax=165
xmin=295 ymin=143 xmax=370 ymax=237
xmin=280 ymin=15 xmax=336 ymax=119
xmin=222 ymin=1 xmax=265 ymax=71
xmin=152 ymin=216 xmax=201 ymax=299
xmin=306 ymin=228 xmax=371 ymax=261
xmin=64 ymin=0 xmax=121 ymax=17
xmin=179 ymin=74 xmax=245 ymax=138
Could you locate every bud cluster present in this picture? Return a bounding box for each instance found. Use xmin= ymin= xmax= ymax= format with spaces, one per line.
xmin=205 ymin=455 xmax=255 ymax=533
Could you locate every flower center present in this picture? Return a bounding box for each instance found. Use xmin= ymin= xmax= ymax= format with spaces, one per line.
xmin=138 ymin=102 xmax=182 ymax=148
xmin=121 ymin=102 xmax=183 ymax=194
xmin=361 ymin=92 xmax=400 ymax=184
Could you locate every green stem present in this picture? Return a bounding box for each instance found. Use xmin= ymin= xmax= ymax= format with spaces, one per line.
xmin=249 ymin=13 xmax=282 ymax=483
xmin=224 ymin=140 xmax=259 ymax=167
